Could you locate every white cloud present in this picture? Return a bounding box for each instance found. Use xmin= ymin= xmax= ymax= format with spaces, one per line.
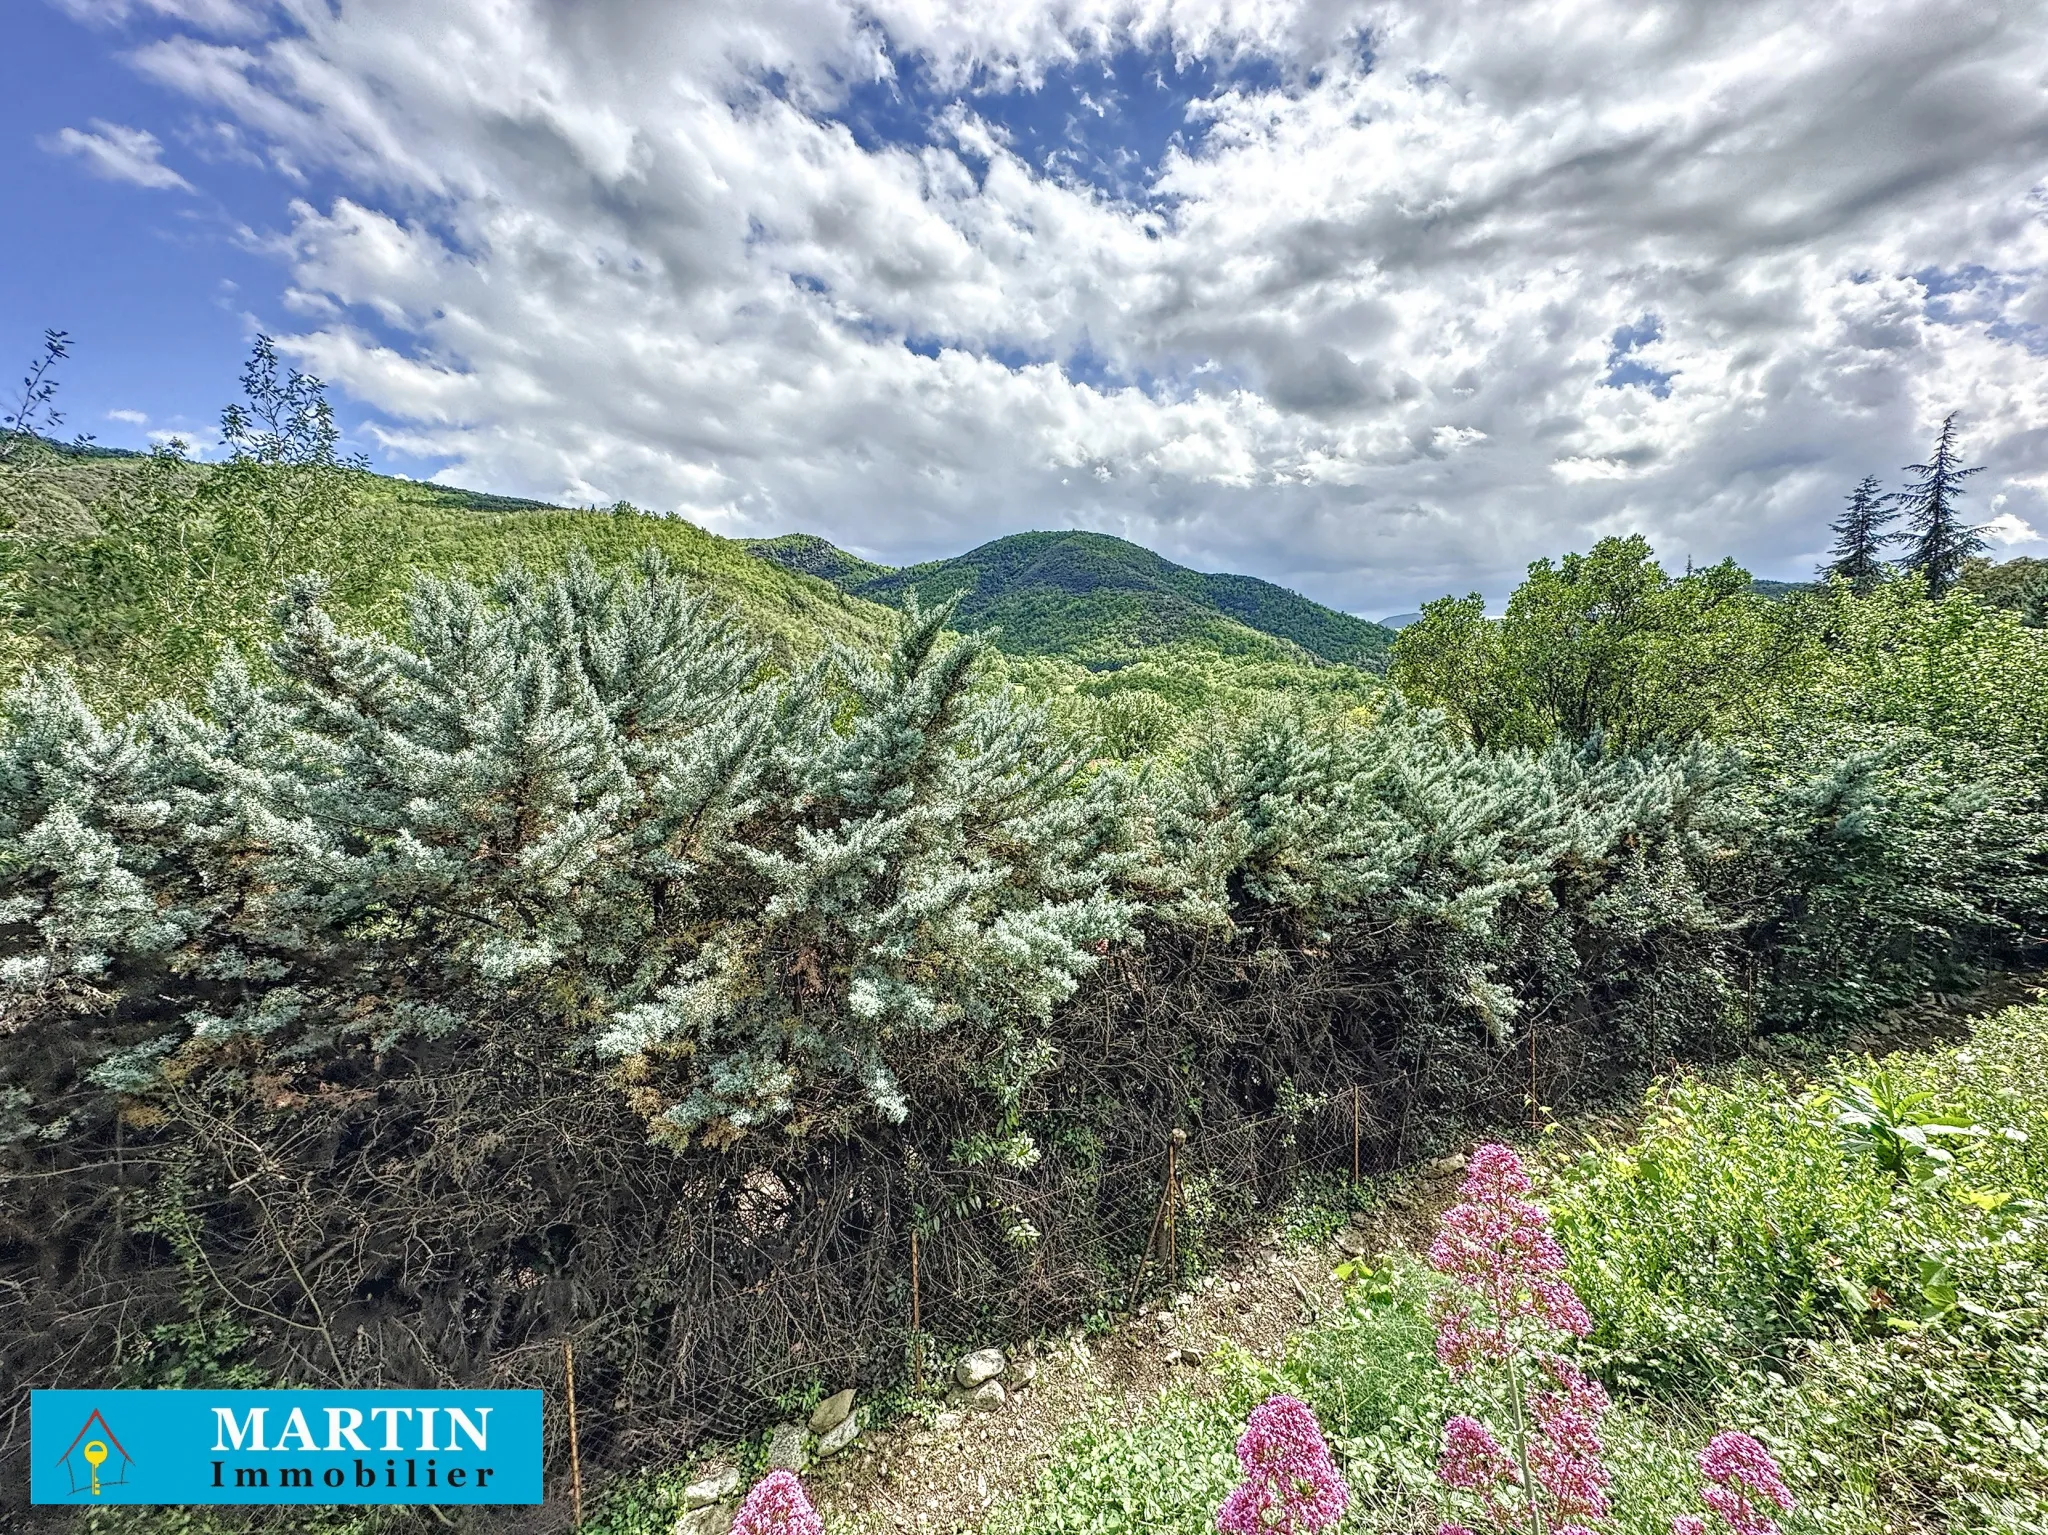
xmin=1980 ymin=511 xmax=2040 ymax=546
xmin=55 ymin=0 xmax=265 ymax=38
xmin=93 ymin=0 xmax=2048 ymax=610
xmin=105 ymin=408 xmax=149 ymax=424
xmin=41 ymin=119 xmax=194 ymax=192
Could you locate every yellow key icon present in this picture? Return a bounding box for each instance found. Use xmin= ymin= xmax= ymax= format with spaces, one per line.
xmin=82 ymin=1440 xmax=108 ymax=1496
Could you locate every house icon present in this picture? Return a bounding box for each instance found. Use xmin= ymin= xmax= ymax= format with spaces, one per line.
xmin=55 ymin=1409 xmax=134 ymax=1497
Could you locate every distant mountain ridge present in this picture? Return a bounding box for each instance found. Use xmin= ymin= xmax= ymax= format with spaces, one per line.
xmin=745 ymin=529 xmax=1395 ymax=669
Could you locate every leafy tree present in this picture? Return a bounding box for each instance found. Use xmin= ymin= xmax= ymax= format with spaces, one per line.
xmin=1819 ymin=474 xmax=1896 ymax=592
xmin=0 ymin=329 xmax=84 ymax=466
xmin=1392 ymin=536 xmax=1805 ymax=750
xmin=1959 ymin=554 xmax=2048 ymax=628
xmin=11 ymin=337 xmax=396 ymax=707
xmin=0 ymin=330 xmax=93 ymax=687
xmin=1894 ymin=412 xmax=1986 ymax=598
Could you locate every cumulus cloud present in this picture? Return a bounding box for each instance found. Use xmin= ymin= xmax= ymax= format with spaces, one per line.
xmin=1980 ymin=511 xmax=2040 ymax=546
xmin=42 ymin=119 xmax=194 ymax=191
xmin=82 ymin=0 xmax=2048 ymax=610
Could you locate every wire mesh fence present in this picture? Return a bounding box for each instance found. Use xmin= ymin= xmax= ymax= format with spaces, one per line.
xmin=484 ymin=1064 xmax=1540 ymax=1531
xmin=1 ymin=939 xmax=1592 ymax=1533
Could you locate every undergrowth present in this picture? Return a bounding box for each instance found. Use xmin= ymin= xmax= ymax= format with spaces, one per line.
xmin=990 ymin=1003 xmax=2048 ymax=1535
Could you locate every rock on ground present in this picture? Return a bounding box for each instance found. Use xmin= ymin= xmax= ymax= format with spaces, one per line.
xmin=766 ymin=1421 xmax=811 ymax=1472
xmin=958 ymin=1378 xmax=1006 ymax=1412
xmin=818 ymin=1410 xmax=863 ymax=1458
xmin=811 ymin=1389 xmax=857 ymax=1434
xmin=684 ymin=1468 xmax=741 ymax=1509
xmin=673 ymin=1500 xmax=736 ymax=1535
xmin=954 ymin=1347 xmax=1006 ymax=1388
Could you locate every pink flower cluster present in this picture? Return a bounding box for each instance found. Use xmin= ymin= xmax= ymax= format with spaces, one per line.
xmin=1427 ymin=1144 xmax=1591 ymax=1374
xmin=1433 ymin=1358 xmax=1611 ymax=1534
xmin=1215 ymin=1395 xmax=1350 ymax=1535
xmin=1529 ymin=1357 xmax=1612 ymax=1525
xmin=1684 ymin=1433 xmax=1794 ymax=1535
xmin=1420 ymin=1145 xmax=1796 ymax=1535
xmin=731 ymin=1471 xmax=824 ymax=1535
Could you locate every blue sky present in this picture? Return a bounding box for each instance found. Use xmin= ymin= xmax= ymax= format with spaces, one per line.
xmin=5 ymin=4 xmax=256 ymax=450
xmin=8 ymin=0 xmax=2048 ymax=617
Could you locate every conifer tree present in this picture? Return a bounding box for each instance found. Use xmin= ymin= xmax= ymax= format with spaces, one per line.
xmin=1894 ymin=412 xmax=1986 ymax=597
xmin=1819 ymin=475 xmax=1895 ymax=592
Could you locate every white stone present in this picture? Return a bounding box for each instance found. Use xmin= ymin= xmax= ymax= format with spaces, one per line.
xmin=1334 ymin=1226 xmax=1371 ymax=1256
xmin=684 ymin=1469 xmax=741 ymax=1509
xmin=954 ymin=1347 xmax=1006 ymax=1388
xmin=818 ymin=1411 xmax=863 ymax=1458
xmin=766 ymin=1421 xmax=810 ymax=1473
xmin=674 ymin=1502 xmax=735 ymax=1535
xmin=933 ymin=1411 xmax=964 ymax=1431
xmin=1008 ymin=1356 xmax=1039 ymax=1388
xmin=810 ymin=1389 xmax=857 ymax=1434
xmin=963 ymin=1378 xmax=1006 ymax=1412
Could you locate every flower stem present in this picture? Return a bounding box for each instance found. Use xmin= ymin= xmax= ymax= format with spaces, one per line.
xmin=1507 ymin=1352 xmax=1542 ymax=1535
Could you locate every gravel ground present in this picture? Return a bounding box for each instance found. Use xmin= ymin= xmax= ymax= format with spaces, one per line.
xmin=797 ymin=1168 xmax=1466 ymax=1535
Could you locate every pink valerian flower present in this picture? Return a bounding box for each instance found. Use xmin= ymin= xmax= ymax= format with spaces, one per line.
xmin=1215 ymin=1396 xmax=1349 ymax=1535
xmin=1528 ymin=1357 xmax=1612 ymax=1523
xmin=1427 ymin=1147 xmax=1613 ymax=1535
xmin=1672 ymin=1519 xmax=1709 ymax=1535
xmin=731 ymin=1471 xmax=824 ymax=1535
xmin=1438 ymin=1416 xmax=1514 ymax=1493
xmin=1696 ymin=1433 xmax=1794 ymax=1535
xmin=1438 ymin=1526 xmax=1480 ymax=1535
xmin=1426 ymin=1144 xmax=1591 ymax=1375
xmin=1429 ymin=1292 xmax=1507 ymax=1374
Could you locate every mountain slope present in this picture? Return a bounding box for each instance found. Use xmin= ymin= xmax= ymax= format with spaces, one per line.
xmin=4 ymin=444 xmax=902 ymax=694
xmin=748 ymin=530 xmax=1394 ymax=669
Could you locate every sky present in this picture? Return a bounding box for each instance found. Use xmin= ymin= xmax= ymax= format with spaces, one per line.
xmin=6 ymin=0 xmax=2048 ymax=618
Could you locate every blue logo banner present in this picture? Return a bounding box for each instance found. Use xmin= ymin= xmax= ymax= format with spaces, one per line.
xmin=30 ymin=1390 xmax=544 ymax=1505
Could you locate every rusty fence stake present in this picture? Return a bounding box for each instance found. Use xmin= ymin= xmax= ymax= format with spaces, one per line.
xmin=909 ymin=1225 xmax=924 ymax=1390
xmin=1128 ymin=1128 xmax=1186 ymax=1310
xmin=564 ymin=1340 xmax=584 ymax=1530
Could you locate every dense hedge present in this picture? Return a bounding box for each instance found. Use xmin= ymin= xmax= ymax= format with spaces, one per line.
xmin=0 ymin=546 xmax=2041 ymax=1516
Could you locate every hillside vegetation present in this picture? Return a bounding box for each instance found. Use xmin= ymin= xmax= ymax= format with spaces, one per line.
xmin=0 ymin=435 xmax=896 ymax=712
xmin=992 ymin=1001 xmax=2048 ymax=1535
xmin=748 ymin=528 xmax=1397 ymax=669
xmin=2 ymin=345 xmax=2045 ymax=1532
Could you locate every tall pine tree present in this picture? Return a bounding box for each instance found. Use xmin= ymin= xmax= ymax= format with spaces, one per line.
xmin=1895 ymin=412 xmax=1986 ymax=597
xmin=1820 ymin=475 xmax=1895 ymax=592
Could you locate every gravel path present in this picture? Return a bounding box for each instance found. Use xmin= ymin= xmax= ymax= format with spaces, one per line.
xmin=798 ymin=1168 xmax=1465 ymax=1535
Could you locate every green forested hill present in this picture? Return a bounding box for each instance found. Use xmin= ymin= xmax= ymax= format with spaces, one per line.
xmin=743 ymin=532 xmax=894 ymax=587
xmin=0 ymin=441 xmax=901 ymax=707
xmin=10 ymin=438 xmax=1388 ymax=705
xmin=747 ymin=528 xmax=1395 ymax=668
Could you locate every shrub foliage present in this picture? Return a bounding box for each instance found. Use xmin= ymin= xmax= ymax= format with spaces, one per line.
xmin=0 ymin=376 xmax=2044 ymax=1497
